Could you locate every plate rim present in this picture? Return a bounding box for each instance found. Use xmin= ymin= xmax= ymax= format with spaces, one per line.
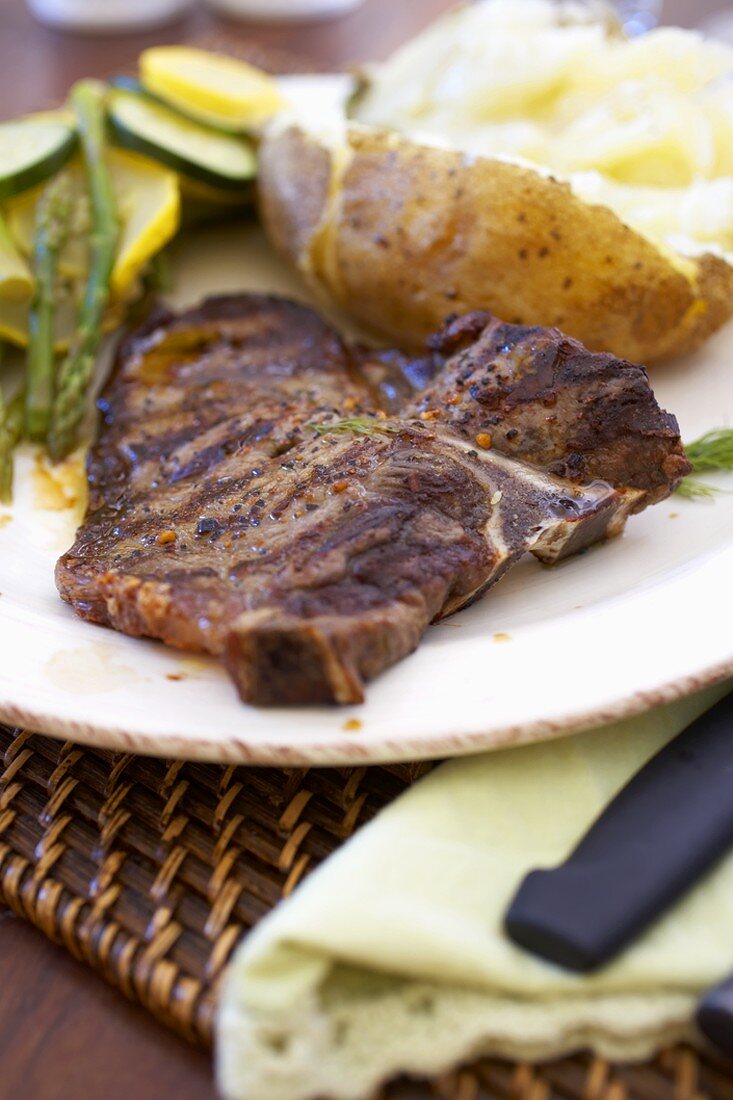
xmin=2 ymin=652 xmax=731 ymax=766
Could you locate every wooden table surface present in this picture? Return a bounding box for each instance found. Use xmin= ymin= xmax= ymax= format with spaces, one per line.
xmin=0 ymin=0 xmax=725 ymax=1097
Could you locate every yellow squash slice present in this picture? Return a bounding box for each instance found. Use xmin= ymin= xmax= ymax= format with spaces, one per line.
xmin=0 ymin=212 xmax=33 ymax=301
xmin=109 ymin=147 xmax=180 ymax=297
xmin=139 ymin=47 xmax=284 ymax=132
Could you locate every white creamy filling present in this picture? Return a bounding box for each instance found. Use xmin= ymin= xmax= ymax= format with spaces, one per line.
xmin=567 ymin=171 xmax=733 ymax=263
xmin=354 ymin=0 xmax=733 ymax=262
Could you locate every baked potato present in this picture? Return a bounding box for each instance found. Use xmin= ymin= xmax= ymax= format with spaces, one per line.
xmin=258 ymin=1 xmax=733 ymax=363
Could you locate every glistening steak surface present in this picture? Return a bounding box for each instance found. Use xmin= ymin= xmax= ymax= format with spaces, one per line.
xmin=367 ymin=311 xmax=689 ymax=505
xmin=56 ymin=295 xmax=689 ymax=705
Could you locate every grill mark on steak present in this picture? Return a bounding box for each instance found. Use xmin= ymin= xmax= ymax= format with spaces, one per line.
xmin=372 ymin=312 xmax=689 ymax=508
xmin=56 ymin=295 xmax=688 ymax=706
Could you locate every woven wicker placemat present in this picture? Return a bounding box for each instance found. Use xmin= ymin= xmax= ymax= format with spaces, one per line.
xmin=2 ymin=723 xmax=733 ymax=1099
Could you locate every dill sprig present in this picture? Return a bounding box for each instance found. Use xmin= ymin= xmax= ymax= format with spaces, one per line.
xmin=677 ymin=427 xmax=733 ymax=501
xmin=307 ymin=417 xmax=400 ymax=438
xmin=675 ymin=477 xmax=721 ymax=501
xmin=685 ymin=429 xmax=733 ymax=472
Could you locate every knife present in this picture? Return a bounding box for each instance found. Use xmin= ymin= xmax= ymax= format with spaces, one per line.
xmin=697 ymin=975 xmax=733 ymax=1058
xmin=504 ymin=691 xmax=733 ymax=973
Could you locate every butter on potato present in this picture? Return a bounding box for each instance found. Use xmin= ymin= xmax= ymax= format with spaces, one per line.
xmin=258 ymin=0 xmax=733 ymax=362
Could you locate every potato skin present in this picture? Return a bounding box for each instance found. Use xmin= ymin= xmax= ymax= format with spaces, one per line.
xmin=259 ymin=125 xmax=733 ymax=363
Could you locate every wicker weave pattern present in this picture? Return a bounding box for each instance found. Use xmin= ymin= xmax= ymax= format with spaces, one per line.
xmin=0 ymin=724 xmax=428 ymax=1042
xmin=2 ymin=723 xmax=733 ymax=1099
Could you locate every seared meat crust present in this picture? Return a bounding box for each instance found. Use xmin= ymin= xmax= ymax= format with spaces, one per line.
xmin=57 ymin=296 xmax=688 ymax=706
xmin=374 ymin=312 xmax=690 ymax=506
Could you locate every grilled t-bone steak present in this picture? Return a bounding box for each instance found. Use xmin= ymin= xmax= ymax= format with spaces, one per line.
xmin=365 ymin=311 xmax=689 ymax=509
xmin=56 ymin=295 xmax=689 ymax=705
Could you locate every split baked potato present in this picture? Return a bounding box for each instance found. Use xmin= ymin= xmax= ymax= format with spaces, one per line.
xmin=258 ymin=0 xmax=733 ymax=363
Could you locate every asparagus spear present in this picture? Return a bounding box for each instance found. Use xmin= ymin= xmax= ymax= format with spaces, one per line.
xmin=25 ymin=172 xmax=73 ymax=442
xmin=48 ymin=81 xmax=119 ymax=462
xmin=0 ymin=387 xmax=24 ymax=504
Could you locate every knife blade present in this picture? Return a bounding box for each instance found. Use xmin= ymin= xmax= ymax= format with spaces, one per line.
xmin=504 ymin=691 xmax=733 ymax=972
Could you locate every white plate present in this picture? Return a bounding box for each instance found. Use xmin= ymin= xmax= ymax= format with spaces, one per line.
xmin=0 ymin=222 xmax=731 ymax=764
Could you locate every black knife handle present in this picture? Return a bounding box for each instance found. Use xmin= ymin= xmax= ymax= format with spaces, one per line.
xmin=698 ymin=974 xmax=733 ymax=1059
xmin=505 ymin=692 xmax=733 ymax=972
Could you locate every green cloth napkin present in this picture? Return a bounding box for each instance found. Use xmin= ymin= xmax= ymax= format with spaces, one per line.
xmin=217 ymin=683 xmax=732 ymax=1100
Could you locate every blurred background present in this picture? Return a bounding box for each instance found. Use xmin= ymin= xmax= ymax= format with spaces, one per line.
xmin=1 ymin=0 xmax=731 ymax=121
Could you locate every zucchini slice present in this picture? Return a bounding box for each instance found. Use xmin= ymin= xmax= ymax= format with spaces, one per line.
xmin=0 ymin=116 xmax=77 ymax=201
xmin=108 ymin=90 xmax=257 ymax=192
xmin=109 ymin=73 xmax=241 ymax=135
